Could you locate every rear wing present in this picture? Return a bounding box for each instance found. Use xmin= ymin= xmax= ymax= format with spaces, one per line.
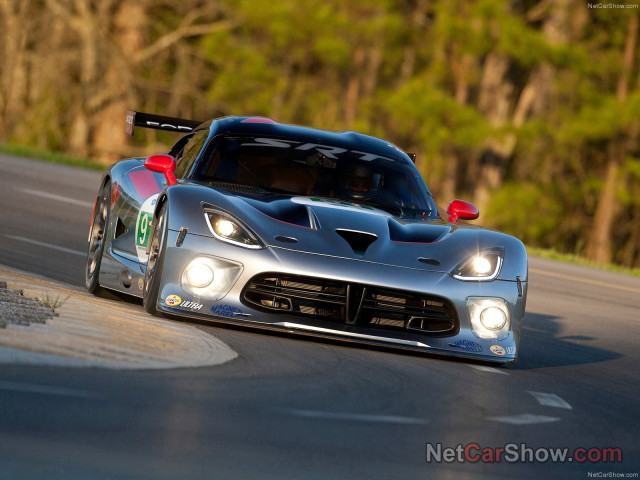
xmin=125 ymin=110 xmax=203 ymax=136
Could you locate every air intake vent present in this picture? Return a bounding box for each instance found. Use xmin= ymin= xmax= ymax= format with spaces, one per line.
xmin=241 ymin=273 xmax=459 ymax=336
xmin=335 ymin=229 xmax=377 ymax=255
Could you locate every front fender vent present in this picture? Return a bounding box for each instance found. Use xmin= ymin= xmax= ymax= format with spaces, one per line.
xmin=115 ymin=217 xmax=128 ymax=239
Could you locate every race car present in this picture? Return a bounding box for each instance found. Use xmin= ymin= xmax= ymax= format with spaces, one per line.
xmin=86 ymin=110 xmax=528 ymax=363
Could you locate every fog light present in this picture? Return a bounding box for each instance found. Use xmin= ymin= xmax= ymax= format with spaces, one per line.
xmin=185 ymin=262 xmax=214 ymax=288
xmin=467 ymin=297 xmax=510 ymax=340
xmin=181 ymin=256 xmax=243 ymax=300
xmin=480 ymin=306 xmax=507 ymax=330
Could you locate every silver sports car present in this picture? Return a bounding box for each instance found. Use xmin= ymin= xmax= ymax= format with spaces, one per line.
xmin=86 ymin=111 xmax=528 ymax=363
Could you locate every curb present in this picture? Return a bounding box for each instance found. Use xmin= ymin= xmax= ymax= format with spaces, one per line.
xmin=0 ymin=265 xmax=237 ymax=369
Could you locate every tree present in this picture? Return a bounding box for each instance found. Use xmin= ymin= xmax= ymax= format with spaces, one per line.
xmin=585 ymin=12 xmax=638 ymax=264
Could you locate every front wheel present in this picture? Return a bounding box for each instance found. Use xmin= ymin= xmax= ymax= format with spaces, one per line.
xmin=86 ymin=181 xmax=111 ymax=296
xmin=143 ymin=201 xmax=168 ymax=316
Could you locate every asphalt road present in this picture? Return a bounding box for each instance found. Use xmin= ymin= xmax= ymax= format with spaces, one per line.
xmin=1 ymin=153 xmax=639 ymax=479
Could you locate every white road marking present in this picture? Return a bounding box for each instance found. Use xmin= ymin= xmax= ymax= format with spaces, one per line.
xmin=527 ymin=391 xmax=573 ymax=410
xmin=486 ymin=413 xmax=561 ymax=425
xmin=282 ymin=409 xmax=429 ymax=425
xmin=3 ymin=234 xmax=85 ymax=257
xmin=467 ymin=364 xmax=510 ymax=375
xmin=0 ymin=380 xmax=99 ymax=399
xmin=16 ymin=187 xmax=94 ymax=208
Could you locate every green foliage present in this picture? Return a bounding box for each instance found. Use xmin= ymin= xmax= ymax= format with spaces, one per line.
xmin=559 ymin=93 xmax=640 ymax=144
xmin=381 ymin=78 xmax=490 ymax=154
xmin=485 ymin=182 xmax=564 ymax=248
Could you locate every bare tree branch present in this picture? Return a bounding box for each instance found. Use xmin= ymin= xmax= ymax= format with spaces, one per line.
xmin=134 ymin=20 xmax=236 ymax=64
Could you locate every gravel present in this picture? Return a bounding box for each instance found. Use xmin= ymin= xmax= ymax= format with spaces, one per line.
xmin=0 ymin=281 xmax=56 ymax=328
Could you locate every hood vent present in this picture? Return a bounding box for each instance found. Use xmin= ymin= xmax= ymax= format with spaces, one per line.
xmin=336 ymin=229 xmax=378 ymax=256
xmin=387 ymin=219 xmax=451 ymax=243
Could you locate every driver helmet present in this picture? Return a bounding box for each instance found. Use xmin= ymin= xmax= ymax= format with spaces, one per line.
xmin=341 ymin=165 xmax=382 ymax=200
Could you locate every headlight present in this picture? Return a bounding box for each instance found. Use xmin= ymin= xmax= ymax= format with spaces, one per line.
xmin=467 ymin=297 xmax=510 ymax=340
xmin=204 ymin=209 xmax=263 ymax=249
xmin=181 ymin=256 xmax=243 ymax=300
xmin=452 ymin=248 xmax=503 ymax=281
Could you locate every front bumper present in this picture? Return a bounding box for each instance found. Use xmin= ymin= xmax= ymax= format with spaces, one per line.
xmin=156 ymin=231 xmax=526 ymax=363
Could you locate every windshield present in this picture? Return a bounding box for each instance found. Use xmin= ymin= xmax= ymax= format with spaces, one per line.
xmin=192 ymin=136 xmax=437 ymax=218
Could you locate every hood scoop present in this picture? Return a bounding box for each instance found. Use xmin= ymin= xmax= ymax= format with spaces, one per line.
xmin=336 ymin=229 xmax=378 ymax=256
xmin=242 ymin=197 xmax=317 ymax=229
xmin=388 ymin=219 xmax=451 ymax=243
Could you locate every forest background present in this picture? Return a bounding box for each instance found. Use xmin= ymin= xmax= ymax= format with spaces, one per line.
xmin=1 ymin=0 xmax=639 ymax=268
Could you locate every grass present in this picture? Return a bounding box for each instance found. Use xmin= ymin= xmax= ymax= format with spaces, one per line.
xmin=40 ymin=293 xmax=71 ymax=314
xmin=0 ymin=142 xmax=106 ymax=170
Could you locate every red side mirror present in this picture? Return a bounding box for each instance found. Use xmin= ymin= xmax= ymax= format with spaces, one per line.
xmin=144 ymin=154 xmax=177 ymax=186
xmin=447 ymin=199 xmax=479 ymax=223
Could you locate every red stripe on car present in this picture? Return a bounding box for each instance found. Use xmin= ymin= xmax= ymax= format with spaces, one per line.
xmin=241 ymin=117 xmax=277 ymax=124
xmin=129 ymin=170 xmax=161 ymax=199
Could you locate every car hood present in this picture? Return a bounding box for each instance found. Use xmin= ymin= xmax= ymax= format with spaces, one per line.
xmin=223 ymin=193 xmax=512 ymax=274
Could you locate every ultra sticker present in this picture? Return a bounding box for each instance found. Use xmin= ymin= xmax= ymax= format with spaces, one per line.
xmin=135 ymin=194 xmax=159 ymax=262
xmin=165 ymin=294 xmax=182 ymax=306
xmin=181 ymin=301 xmax=203 ymax=311
xmin=452 ymin=340 xmax=483 ymax=353
xmin=211 ymin=304 xmax=243 ymax=318
xmin=506 ymin=346 xmax=516 ymax=355
xmin=490 ymin=345 xmax=506 ymax=356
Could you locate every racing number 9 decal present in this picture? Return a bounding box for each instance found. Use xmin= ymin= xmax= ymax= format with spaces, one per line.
xmin=137 ymin=213 xmax=151 ymax=247
xmin=135 ymin=194 xmax=159 ymax=262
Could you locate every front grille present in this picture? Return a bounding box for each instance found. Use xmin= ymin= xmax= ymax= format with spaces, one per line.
xmin=241 ymin=273 xmax=459 ymax=336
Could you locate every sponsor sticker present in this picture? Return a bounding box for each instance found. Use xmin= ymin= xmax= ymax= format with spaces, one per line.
xmin=135 ymin=194 xmax=159 ymax=262
xmin=138 ymin=278 xmax=144 ymax=291
xmin=211 ymin=304 xmax=243 ymax=318
xmin=506 ymin=346 xmax=516 ymax=355
xmin=452 ymin=339 xmax=483 ymax=353
xmin=165 ymin=294 xmax=182 ymax=306
xmin=490 ymin=345 xmax=506 ymax=356
xmin=181 ymin=301 xmax=203 ymax=311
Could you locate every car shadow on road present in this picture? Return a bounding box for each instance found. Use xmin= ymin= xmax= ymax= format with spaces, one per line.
xmin=510 ymin=311 xmax=622 ymax=370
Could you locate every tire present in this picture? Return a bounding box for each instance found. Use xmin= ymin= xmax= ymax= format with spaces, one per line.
xmin=86 ymin=181 xmax=111 ymax=296
xmin=143 ymin=201 xmax=168 ymax=316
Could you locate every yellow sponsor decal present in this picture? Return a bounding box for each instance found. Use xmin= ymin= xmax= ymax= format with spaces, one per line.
xmin=165 ymin=294 xmax=182 ymax=306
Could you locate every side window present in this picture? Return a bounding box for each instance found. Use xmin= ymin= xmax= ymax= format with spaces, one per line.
xmin=174 ymin=129 xmax=209 ymax=179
